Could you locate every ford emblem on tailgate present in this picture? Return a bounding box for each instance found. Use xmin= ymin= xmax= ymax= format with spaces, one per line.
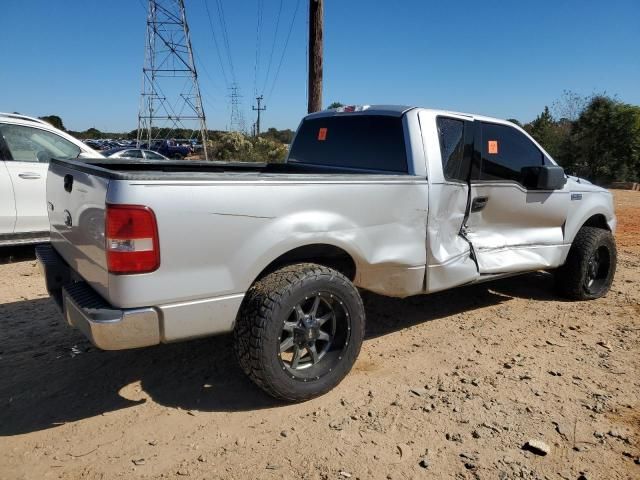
xmin=64 ymin=210 xmax=73 ymax=227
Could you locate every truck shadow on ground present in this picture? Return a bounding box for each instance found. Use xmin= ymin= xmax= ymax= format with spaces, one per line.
xmin=0 ymin=245 xmax=37 ymax=265
xmin=0 ymin=271 xmax=560 ymax=436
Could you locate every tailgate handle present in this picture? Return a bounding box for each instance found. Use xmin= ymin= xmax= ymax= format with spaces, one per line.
xmin=471 ymin=196 xmax=489 ymax=212
xmin=64 ymin=174 xmax=74 ymax=193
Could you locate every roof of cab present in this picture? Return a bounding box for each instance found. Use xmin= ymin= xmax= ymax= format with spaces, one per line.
xmin=305 ymin=105 xmax=416 ymax=119
xmin=304 ymin=105 xmax=512 ymax=125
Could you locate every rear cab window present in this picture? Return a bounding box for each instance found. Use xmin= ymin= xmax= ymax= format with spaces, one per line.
xmin=287 ymin=115 xmax=408 ymax=173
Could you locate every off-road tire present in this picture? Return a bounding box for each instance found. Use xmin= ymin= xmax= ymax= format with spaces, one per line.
xmin=555 ymin=226 xmax=616 ymax=300
xmin=233 ymin=263 xmax=365 ymax=402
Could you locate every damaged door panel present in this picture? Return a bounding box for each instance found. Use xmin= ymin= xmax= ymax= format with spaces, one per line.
xmin=465 ymin=121 xmax=570 ymax=274
xmin=420 ymin=112 xmax=479 ymax=292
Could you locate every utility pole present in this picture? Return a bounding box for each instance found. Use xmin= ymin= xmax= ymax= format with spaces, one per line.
xmin=307 ymin=0 xmax=323 ymax=113
xmin=252 ymin=95 xmax=266 ymax=136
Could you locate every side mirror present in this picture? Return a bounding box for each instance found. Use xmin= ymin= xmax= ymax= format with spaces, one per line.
xmin=521 ymin=165 xmax=567 ymax=190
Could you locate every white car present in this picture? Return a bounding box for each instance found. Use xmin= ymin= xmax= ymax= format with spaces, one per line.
xmin=105 ymin=148 xmax=169 ymax=160
xmin=0 ymin=113 xmax=102 ymax=246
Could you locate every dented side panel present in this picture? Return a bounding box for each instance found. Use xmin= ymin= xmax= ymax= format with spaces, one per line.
xmin=418 ymin=110 xmax=479 ymax=292
xmin=466 ymin=183 xmax=570 ymax=273
xmin=104 ymin=178 xmax=430 ymax=308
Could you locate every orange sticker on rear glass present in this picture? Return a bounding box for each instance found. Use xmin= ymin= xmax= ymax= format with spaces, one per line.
xmin=318 ymin=127 xmax=327 ymax=141
xmin=488 ymin=140 xmax=498 ymax=154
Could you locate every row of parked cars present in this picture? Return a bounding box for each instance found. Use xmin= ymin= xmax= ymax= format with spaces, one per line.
xmin=85 ymin=138 xmax=194 ymax=160
xmin=0 ymin=112 xmax=182 ymax=246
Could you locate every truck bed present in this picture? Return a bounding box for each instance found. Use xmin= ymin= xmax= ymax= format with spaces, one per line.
xmin=55 ymin=158 xmax=414 ymax=182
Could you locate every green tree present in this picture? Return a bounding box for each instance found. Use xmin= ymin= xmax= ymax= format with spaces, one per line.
xmin=525 ymin=106 xmax=568 ymax=159
xmin=83 ymin=127 xmax=103 ymax=139
xmin=563 ymin=96 xmax=640 ymax=182
xmin=327 ymin=102 xmax=344 ymax=109
xmin=39 ymin=115 xmax=65 ymax=130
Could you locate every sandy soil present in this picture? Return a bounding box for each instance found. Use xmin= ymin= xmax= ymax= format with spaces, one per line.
xmin=0 ymin=190 xmax=638 ymax=480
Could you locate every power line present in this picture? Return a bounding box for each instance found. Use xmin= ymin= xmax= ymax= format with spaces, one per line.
xmin=203 ymin=0 xmax=229 ymax=87
xmin=215 ymin=0 xmax=236 ymax=82
xmin=253 ymin=0 xmax=264 ymax=97
xmin=261 ymin=0 xmax=283 ymax=95
xmin=265 ymin=0 xmax=301 ymax=103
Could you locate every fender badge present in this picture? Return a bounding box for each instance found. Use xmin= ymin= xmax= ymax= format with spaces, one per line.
xmin=571 ymin=193 xmax=583 ymax=201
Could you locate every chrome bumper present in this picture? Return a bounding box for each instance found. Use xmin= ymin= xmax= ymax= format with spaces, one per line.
xmin=36 ymin=245 xmax=161 ymax=350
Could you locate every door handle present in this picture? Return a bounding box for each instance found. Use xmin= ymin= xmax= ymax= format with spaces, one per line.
xmin=18 ymin=172 xmax=41 ymax=179
xmin=471 ymin=196 xmax=489 ymax=212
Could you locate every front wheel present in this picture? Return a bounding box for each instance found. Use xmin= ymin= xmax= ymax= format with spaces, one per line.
xmin=555 ymin=226 xmax=617 ymax=300
xmin=233 ymin=263 xmax=365 ymax=402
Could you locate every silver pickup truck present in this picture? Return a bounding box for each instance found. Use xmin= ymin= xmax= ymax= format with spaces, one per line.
xmin=37 ymin=105 xmax=617 ymax=401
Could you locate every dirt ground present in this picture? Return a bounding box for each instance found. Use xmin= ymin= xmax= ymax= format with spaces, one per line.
xmin=0 ymin=190 xmax=638 ymax=480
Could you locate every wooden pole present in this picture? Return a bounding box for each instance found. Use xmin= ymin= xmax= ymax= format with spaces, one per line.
xmin=308 ymin=0 xmax=323 ymax=113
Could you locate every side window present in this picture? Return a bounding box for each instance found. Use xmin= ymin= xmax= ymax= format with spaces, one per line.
xmin=0 ymin=124 xmax=80 ymax=163
xmin=122 ymin=150 xmax=143 ymax=158
xmin=436 ymin=117 xmax=470 ymax=182
xmin=480 ymin=123 xmax=543 ymax=184
xmin=144 ymin=150 xmax=165 ymax=160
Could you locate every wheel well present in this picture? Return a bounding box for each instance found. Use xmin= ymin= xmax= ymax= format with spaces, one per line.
xmin=256 ymin=244 xmax=357 ymax=282
xmin=582 ymin=214 xmax=610 ymax=231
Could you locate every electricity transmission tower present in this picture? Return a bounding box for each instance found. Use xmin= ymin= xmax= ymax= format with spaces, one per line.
xmin=137 ymin=0 xmax=209 ymax=159
xmin=228 ymin=83 xmax=245 ymax=132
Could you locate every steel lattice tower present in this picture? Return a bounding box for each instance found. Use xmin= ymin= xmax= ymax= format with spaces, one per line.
xmin=137 ymin=0 xmax=209 ymax=160
xmin=228 ymin=83 xmax=245 ymax=132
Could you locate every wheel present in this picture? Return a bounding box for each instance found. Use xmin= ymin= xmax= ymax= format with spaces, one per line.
xmin=555 ymin=226 xmax=617 ymax=300
xmin=233 ymin=263 xmax=365 ymax=402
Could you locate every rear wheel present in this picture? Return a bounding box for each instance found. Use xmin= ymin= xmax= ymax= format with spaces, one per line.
xmin=233 ymin=263 xmax=365 ymax=401
xmin=555 ymin=226 xmax=616 ymax=300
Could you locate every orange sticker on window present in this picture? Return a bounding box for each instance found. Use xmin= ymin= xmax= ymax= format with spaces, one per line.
xmin=317 ymin=127 xmax=327 ymax=141
xmin=488 ymin=140 xmax=498 ymax=154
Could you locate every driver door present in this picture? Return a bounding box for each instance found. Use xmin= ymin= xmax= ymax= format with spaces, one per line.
xmin=465 ymin=122 xmax=570 ymax=273
xmin=0 ymin=124 xmax=80 ymax=233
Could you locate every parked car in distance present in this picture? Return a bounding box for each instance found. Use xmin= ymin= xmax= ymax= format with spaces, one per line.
xmin=103 ymin=148 xmax=170 ymax=160
xmin=150 ymin=139 xmax=192 ymax=159
xmin=39 ymin=105 xmax=617 ymax=401
xmin=0 ymin=112 xmax=102 ymax=246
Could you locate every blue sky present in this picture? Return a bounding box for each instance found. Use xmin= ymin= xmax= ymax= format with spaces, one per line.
xmin=0 ymin=0 xmax=638 ymax=132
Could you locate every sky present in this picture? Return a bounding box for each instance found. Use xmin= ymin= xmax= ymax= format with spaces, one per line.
xmin=0 ymin=0 xmax=638 ymax=133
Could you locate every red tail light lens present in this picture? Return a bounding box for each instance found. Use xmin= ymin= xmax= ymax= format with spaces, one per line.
xmin=106 ymin=205 xmax=160 ymax=274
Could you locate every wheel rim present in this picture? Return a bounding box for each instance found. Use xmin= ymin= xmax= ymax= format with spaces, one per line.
xmin=278 ymin=292 xmax=350 ymax=380
xmin=584 ymin=245 xmax=611 ymax=294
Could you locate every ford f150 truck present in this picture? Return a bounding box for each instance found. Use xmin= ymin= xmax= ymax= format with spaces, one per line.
xmin=37 ymin=105 xmax=617 ymax=401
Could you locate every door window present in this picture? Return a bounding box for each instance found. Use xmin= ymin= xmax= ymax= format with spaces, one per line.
xmin=436 ymin=117 xmax=472 ymax=182
xmin=478 ymin=123 xmax=543 ymax=184
xmin=0 ymin=124 xmax=80 ymax=163
xmin=144 ymin=150 xmax=165 ymax=160
xmin=122 ymin=149 xmax=144 ymax=158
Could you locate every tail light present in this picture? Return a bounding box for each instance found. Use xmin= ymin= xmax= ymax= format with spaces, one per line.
xmin=106 ymin=205 xmax=160 ymax=274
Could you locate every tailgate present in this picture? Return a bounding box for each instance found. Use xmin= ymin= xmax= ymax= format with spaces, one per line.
xmin=47 ymin=160 xmax=110 ymax=300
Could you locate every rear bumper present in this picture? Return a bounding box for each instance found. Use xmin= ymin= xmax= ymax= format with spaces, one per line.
xmin=36 ymin=245 xmax=161 ymax=350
